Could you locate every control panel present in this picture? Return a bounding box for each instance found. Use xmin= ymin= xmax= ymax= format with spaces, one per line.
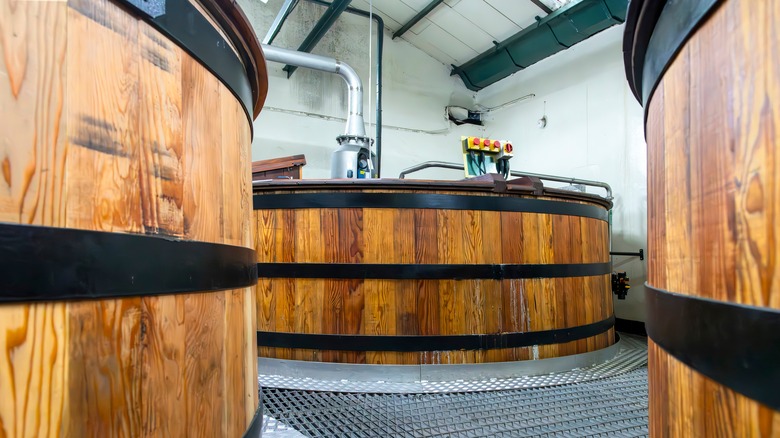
xmin=462 ymin=136 xmax=514 ymax=178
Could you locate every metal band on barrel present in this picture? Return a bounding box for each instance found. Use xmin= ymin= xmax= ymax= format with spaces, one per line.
xmin=623 ymin=0 xmax=723 ymax=106
xmin=0 ymin=224 xmax=257 ymax=303
xmin=258 ymin=315 xmax=615 ymax=352
xmin=257 ymin=262 xmax=611 ymax=279
xmin=242 ymin=403 xmax=264 ymax=438
xmin=645 ymin=283 xmax=780 ymax=410
xmin=253 ymin=193 xmax=609 ymax=221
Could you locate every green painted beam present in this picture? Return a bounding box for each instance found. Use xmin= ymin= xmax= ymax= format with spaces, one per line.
xmin=263 ymin=0 xmax=299 ymax=45
xmin=283 ymin=0 xmax=352 ymax=77
xmin=452 ymin=0 xmax=628 ymax=91
xmin=393 ymin=0 xmax=445 ymax=39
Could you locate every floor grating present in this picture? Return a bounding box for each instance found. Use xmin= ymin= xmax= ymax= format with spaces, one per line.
xmin=260 ymin=335 xmax=648 ymax=437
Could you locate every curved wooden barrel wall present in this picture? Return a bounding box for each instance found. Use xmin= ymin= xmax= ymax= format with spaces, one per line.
xmin=0 ymin=0 xmax=267 ymax=435
xmin=626 ymin=0 xmax=780 ymax=435
xmin=254 ymin=180 xmax=615 ymax=365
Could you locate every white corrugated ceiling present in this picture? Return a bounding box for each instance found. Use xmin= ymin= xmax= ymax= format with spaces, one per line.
xmin=347 ymin=0 xmax=550 ymax=66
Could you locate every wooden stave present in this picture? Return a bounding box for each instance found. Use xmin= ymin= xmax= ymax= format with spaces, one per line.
xmin=642 ymin=0 xmax=780 ymax=435
xmin=0 ymin=0 xmax=259 ymax=435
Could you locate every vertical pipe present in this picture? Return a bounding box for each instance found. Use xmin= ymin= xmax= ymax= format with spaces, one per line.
xmin=301 ymin=0 xmax=383 ymax=176
xmin=374 ymin=14 xmax=383 ymax=177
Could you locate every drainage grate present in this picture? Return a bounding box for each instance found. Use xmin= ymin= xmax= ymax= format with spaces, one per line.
xmin=262 ymin=368 xmax=648 ymax=437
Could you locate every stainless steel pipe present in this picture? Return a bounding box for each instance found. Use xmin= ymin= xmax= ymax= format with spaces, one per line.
xmin=261 ymin=44 xmax=366 ymax=138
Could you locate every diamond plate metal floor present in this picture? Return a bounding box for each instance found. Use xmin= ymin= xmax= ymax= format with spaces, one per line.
xmin=261 ymin=335 xmax=649 ymax=437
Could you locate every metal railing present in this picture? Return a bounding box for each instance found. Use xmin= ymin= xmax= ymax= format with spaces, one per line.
xmin=398 ymin=161 xmax=613 ymax=200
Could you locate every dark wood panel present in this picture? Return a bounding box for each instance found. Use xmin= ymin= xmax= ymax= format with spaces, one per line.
xmin=253 ymin=155 xmax=304 ymax=171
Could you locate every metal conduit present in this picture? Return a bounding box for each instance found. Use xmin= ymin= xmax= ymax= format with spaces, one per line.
xmin=261 ymin=44 xmax=367 ymax=139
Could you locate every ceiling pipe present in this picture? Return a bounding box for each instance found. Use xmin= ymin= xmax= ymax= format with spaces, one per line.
xmin=262 ymin=44 xmax=373 ymax=179
xmin=283 ymin=0 xmax=353 ymax=77
xmin=302 ymin=0 xmax=384 ymax=178
xmin=262 ymin=44 xmax=367 ymax=138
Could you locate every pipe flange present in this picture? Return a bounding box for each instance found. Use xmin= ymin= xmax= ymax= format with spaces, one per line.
xmin=337 ymin=134 xmax=374 ymax=146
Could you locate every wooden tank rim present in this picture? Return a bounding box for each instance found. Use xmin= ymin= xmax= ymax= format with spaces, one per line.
xmin=115 ymin=0 xmax=268 ymax=120
xmin=199 ymin=0 xmax=269 ymax=118
xmin=251 ymin=178 xmax=613 ymax=210
xmin=622 ymin=0 xmax=722 ymax=107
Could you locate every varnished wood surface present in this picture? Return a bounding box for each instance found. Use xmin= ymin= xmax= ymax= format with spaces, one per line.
xmin=195 ymin=0 xmax=268 ymax=117
xmin=254 ymin=189 xmax=614 ymax=365
xmin=252 ymin=155 xmax=307 ymax=173
xmin=645 ymin=0 xmax=780 ymax=435
xmin=0 ymin=0 xmax=257 ymax=435
xmin=648 ymin=340 xmax=780 ymax=437
xmin=252 ymin=155 xmax=306 ymax=180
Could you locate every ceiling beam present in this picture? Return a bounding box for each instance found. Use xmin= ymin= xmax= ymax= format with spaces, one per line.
xmin=529 ymin=0 xmax=553 ymax=14
xmin=452 ymin=0 xmax=628 ymax=91
xmin=282 ymin=0 xmax=353 ymax=77
xmin=392 ymin=0 xmax=444 ymax=39
xmin=263 ymin=0 xmax=299 ymax=44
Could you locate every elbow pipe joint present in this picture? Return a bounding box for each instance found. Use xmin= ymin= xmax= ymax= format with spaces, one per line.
xmin=261 ymin=44 xmax=369 ymax=142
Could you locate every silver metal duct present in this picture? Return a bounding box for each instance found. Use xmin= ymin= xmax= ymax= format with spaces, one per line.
xmin=261 ymin=44 xmax=367 ymax=139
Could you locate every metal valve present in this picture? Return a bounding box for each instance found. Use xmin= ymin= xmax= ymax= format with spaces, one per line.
xmin=611 ymin=272 xmax=630 ymax=299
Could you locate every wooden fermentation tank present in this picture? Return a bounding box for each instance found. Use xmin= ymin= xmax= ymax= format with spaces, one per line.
xmin=254 ymin=179 xmax=615 ymax=365
xmin=0 ymin=0 xmax=267 ymax=435
xmin=625 ymin=0 xmax=780 ymax=435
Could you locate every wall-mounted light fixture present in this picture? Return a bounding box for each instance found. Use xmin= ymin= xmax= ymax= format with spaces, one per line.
xmin=537 ymin=100 xmax=547 ymax=129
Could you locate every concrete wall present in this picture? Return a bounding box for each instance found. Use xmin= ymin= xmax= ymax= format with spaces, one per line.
xmin=239 ymin=0 xmax=479 ymax=179
xmin=477 ymin=26 xmax=648 ymax=322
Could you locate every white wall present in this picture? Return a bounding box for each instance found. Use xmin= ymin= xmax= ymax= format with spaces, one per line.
xmin=477 ymin=25 xmax=648 ymax=322
xmin=239 ymin=0 xmax=479 ymax=179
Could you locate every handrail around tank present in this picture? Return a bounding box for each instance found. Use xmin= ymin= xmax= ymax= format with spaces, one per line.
xmin=397 ymin=161 xmax=613 ymax=200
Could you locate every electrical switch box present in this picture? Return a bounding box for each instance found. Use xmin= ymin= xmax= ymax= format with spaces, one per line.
xmin=461 ymin=136 xmax=514 ymax=178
